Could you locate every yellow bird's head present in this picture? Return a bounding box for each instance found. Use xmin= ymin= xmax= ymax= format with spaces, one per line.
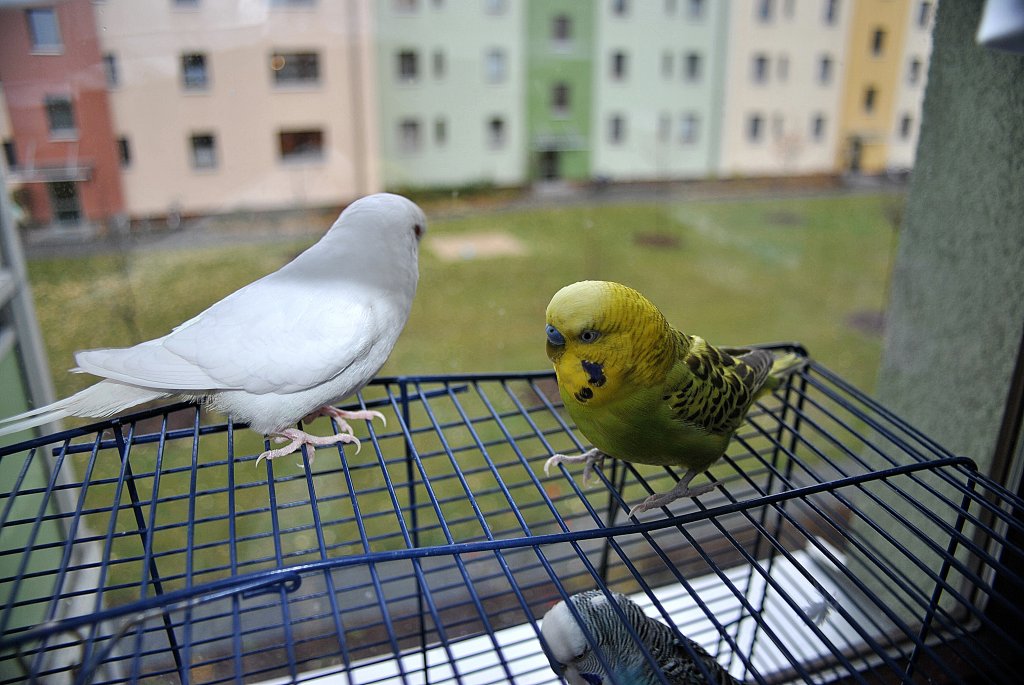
xmin=545 ymin=281 xmax=676 ymax=407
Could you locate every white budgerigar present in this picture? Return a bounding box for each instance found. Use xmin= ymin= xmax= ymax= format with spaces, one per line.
xmin=541 ymin=590 xmax=740 ymax=685
xmin=0 ymin=193 xmax=426 ymax=464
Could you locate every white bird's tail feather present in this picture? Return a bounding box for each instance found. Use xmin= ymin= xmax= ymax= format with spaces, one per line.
xmin=0 ymin=381 xmax=172 ymax=437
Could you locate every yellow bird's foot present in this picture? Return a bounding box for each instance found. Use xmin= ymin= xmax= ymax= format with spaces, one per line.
xmin=544 ymin=448 xmax=606 ymax=486
xmin=627 ymin=469 xmax=717 ymax=518
xmin=256 ymin=428 xmax=361 ymax=469
xmin=303 ymin=405 xmax=387 ymax=436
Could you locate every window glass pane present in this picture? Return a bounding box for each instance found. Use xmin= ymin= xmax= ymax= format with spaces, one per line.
xmin=27 ymin=8 xmax=61 ymax=51
xmin=272 ymin=52 xmax=320 ymax=84
xmin=182 ymin=53 xmax=208 ymax=89
xmin=279 ymin=129 xmax=324 ymax=160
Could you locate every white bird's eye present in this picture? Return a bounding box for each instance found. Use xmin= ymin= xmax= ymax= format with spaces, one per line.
xmin=579 ymin=329 xmax=600 ymax=343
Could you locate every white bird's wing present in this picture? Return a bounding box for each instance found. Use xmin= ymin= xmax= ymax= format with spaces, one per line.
xmin=75 ymin=274 xmax=379 ymax=396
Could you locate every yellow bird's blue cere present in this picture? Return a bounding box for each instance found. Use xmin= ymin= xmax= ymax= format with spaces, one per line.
xmin=543 ymin=280 xmax=803 ymax=517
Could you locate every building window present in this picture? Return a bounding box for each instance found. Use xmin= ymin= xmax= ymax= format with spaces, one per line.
xmin=434 ymin=117 xmax=447 ymax=145
xmin=484 ymin=0 xmax=506 ymax=15
xmin=662 ymin=51 xmax=674 ymax=78
xmin=611 ymin=51 xmax=628 ymax=80
xmin=433 ymin=49 xmax=445 ymax=78
xmin=783 ymin=0 xmax=795 ymax=18
xmin=190 ymin=133 xmax=217 ymax=169
xmin=45 ymin=96 xmax=76 ymax=138
xmin=772 ymin=114 xmax=785 ymax=140
xmin=811 ymin=114 xmax=826 ymax=141
xmin=26 ymin=8 xmax=61 ymax=53
xmin=818 ymin=55 xmax=833 ymax=84
xmin=103 ymin=54 xmax=119 ymax=88
xmin=182 ymin=53 xmax=209 ymax=90
xmin=279 ymin=129 xmax=324 ymax=162
xmin=908 ymin=57 xmax=922 ymax=85
xmin=551 ymin=82 xmax=570 ymax=116
xmin=48 ymin=181 xmax=80 ymax=224
xmin=612 ymin=0 xmax=629 ymax=17
xmin=608 ymin=114 xmax=625 ymax=144
xmin=688 ymin=0 xmax=705 ymax=20
xmin=552 ymin=14 xmax=572 ymax=46
xmin=684 ymin=52 xmax=702 ymax=82
xmin=752 ymin=54 xmax=769 ymax=83
xmin=3 ymin=140 xmax=17 ymax=169
xmin=487 ymin=117 xmax=506 ymax=148
xmin=174 ymin=0 xmax=200 ymax=7
xmin=871 ymin=28 xmax=886 ymax=56
xmin=394 ymin=0 xmax=418 ymax=11
xmin=485 ymin=48 xmax=507 ymax=83
xmin=399 ymin=119 xmax=421 ymax=153
xmin=863 ymin=86 xmax=877 ymax=113
xmin=271 ymin=52 xmax=320 ymax=85
xmin=658 ymin=113 xmax=671 ymax=142
xmin=824 ymin=0 xmax=839 ymax=25
xmin=918 ymin=1 xmax=933 ymax=28
xmin=117 ymin=137 xmax=131 ymax=167
xmin=899 ymin=114 xmax=913 ymax=139
xmin=748 ymin=113 xmax=764 ymax=142
xmin=270 ymin=0 xmax=317 ymax=6
xmin=757 ymin=0 xmax=774 ymax=22
xmin=777 ymin=54 xmax=789 ymax=81
xmin=397 ymin=50 xmax=418 ymax=82
xmin=679 ymin=113 xmax=699 ymax=144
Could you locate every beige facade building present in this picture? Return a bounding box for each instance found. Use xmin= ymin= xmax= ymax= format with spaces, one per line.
xmin=887 ymin=1 xmax=935 ymax=170
xmin=717 ymin=0 xmax=853 ymax=177
xmin=94 ymin=0 xmax=380 ymax=218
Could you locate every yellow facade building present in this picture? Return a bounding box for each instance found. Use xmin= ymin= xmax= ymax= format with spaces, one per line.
xmin=837 ymin=0 xmax=934 ymax=174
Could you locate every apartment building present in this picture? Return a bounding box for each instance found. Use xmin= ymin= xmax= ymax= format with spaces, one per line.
xmin=0 ymin=0 xmax=936 ymax=225
xmin=94 ymin=0 xmax=379 ymax=218
xmin=375 ymin=0 xmax=526 ymax=188
xmin=525 ymin=0 xmax=594 ymax=182
xmin=887 ymin=0 xmax=935 ymax=170
xmin=835 ymin=0 xmax=913 ymax=174
xmin=0 ymin=0 xmax=125 ymax=229
xmin=718 ymin=0 xmax=853 ymax=177
xmin=591 ymin=0 xmax=728 ymax=181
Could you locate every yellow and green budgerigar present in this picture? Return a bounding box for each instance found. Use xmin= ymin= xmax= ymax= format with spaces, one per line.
xmin=543 ymin=280 xmax=803 ymax=518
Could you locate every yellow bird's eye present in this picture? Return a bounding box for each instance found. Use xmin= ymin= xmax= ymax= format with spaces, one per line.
xmin=579 ymin=329 xmax=600 ymax=343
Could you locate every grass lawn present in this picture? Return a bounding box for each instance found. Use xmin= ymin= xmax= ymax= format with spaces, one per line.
xmin=20 ymin=190 xmax=901 ymax=611
xmin=29 ymin=191 xmax=900 ymax=398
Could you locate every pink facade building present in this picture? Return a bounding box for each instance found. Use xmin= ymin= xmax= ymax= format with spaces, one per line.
xmin=0 ymin=0 xmax=124 ymax=229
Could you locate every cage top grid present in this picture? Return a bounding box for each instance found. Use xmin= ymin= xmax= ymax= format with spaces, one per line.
xmin=0 ymin=348 xmax=1021 ymax=684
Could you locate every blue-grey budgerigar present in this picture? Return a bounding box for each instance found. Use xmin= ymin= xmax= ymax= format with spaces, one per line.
xmin=541 ymin=590 xmax=740 ymax=684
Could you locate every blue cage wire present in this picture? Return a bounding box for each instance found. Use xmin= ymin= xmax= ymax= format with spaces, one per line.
xmin=0 ymin=344 xmax=1021 ymax=684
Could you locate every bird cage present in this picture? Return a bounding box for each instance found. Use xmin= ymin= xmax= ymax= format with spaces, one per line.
xmin=0 ymin=345 xmax=1021 ymax=684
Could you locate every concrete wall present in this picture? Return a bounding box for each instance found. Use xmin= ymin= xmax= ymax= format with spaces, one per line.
xmin=876 ymin=0 xmax=1024 ymax=477
xmin=850 ymin=0 xmax=1024 ymax=624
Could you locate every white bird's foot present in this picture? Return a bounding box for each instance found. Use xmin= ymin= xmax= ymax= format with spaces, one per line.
xmin=627 ymin=469 xmax=716 ymax=518
xmin=256 ymin=428 xmax=361 ymax=468
xmin=303 ymin=405 xmax=387 ymax=436
xmin=544 ymin=448 xmax=606 ymax=486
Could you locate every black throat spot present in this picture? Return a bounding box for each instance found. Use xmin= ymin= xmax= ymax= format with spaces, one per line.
xmin=581 ymin=360 xmax=607 ymax=387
